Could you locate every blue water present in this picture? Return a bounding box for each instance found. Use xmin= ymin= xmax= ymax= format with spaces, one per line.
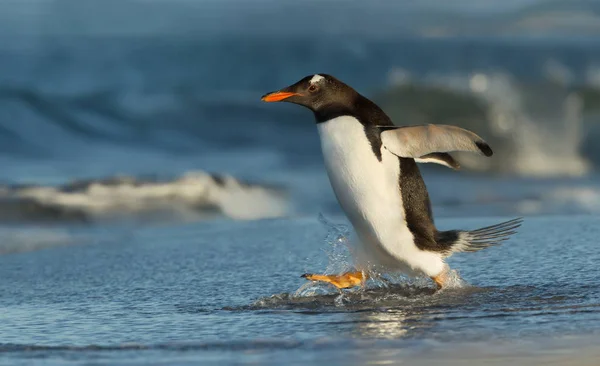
xmin=1 ymin=215 xmax=600 ymax=365
xmin=1 ymin=8 xmax=600 ymax=363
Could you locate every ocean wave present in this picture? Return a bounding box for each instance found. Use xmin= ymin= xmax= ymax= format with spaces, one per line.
xmin=0 ymin=85 xmax=320 ymax=160
xmin=0 ymin=171 xmax=289 ymax=223
xmin=2 ymin=37 xmax=600 ymax=178
xmin=378 ymin=70 xmax=600 ymax=177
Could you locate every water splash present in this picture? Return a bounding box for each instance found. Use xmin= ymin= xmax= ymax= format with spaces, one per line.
xmin=293 ymin=214 xmax=354 ymax=298
xmin=254 ymin=264 xmax=472 ymax=309
xmin=252 ymin=284 xmax=441 ymax=310
xmin=293 ymin=214 xmax=470 ymax=300
xmin=317 ymin=213 xmax=354 ymax=275
xmin=440 ymin=269 xmax=469 ymax=290
xmin=293 ymin=281 xmax=332 ymax=298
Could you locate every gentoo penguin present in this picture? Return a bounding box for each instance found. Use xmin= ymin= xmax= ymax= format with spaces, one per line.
xmin=261 ymin=74 xmax=522 ymax=289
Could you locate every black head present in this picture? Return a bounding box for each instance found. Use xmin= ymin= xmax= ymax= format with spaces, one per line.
xmin=261 ymin=74 xmax=358 ymax=114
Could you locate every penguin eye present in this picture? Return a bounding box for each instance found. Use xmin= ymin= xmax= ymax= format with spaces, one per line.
xmin=308 ymin=84 xmax=318 ymax=93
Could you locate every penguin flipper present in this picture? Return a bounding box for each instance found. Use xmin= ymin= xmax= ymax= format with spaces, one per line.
xmin=379 ymin=124 xmax=493 ymax=158
xmin=414 ymin=152 xmax=460 ymax=170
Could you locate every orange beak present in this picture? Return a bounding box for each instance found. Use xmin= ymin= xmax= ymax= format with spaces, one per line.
xmin=261 ymin=91 xmax=301 ymax=102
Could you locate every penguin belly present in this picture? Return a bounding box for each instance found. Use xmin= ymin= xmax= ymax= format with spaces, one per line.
xmin=317 ymin=116 xmax=443 ymax=277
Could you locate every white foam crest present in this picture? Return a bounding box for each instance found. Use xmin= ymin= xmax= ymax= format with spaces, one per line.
xmin=386 ymin=70 xmax=592 ymax=177
xmin=2 ymin=171 xmax=289 ymax=222
xmin=486 ymin=73 xmax=590 ymax=177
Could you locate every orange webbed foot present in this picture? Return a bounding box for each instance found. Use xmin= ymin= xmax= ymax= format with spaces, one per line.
xmin=431 ymin=271 xmax=449 ymax=290
xmin=301 ymin=271 xmax=366 ymax=289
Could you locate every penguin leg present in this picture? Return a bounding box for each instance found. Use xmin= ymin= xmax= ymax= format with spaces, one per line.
xmin=301 ymin=271 xmax=366 ymax=290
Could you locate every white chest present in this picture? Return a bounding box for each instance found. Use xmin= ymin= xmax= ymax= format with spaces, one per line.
xmin=317 ymin=116 xmax=419 ymax=270
xmin=317 ymin=116 xmax=399 ymax=220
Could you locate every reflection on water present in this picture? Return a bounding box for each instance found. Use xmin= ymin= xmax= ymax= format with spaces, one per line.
xmin=352 ymin=310 xmax=410 ymax=339
xmin=243 ymin=278 xmax=600 ymax=341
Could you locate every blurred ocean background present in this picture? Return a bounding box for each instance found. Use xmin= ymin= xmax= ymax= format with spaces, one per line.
xmin=1 ymin=1 xmax=600 ymax=365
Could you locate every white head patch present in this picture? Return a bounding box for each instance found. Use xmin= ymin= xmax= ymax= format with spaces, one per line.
xmin=310 ymin=74 xmax=325 ymax=84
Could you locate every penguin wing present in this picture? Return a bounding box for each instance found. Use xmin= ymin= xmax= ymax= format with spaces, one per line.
xmin=379 ymin=124 xmax=493 ymax=159
xmin=414 ymin=153 xmax=460 ymax=170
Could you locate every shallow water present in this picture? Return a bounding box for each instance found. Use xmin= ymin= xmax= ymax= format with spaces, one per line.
xmin=1 ymin=214 xmax=599 ymax=364
xmin=1 ymin=4 xmax=600 ymax=364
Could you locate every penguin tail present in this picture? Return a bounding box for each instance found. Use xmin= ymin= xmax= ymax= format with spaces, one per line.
xmin=436 ymin=217 xmax=523 ymax=257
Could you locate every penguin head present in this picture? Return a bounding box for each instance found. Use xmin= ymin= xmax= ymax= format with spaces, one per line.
xmin=261 ymin=74 xmax=356 ymax=112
